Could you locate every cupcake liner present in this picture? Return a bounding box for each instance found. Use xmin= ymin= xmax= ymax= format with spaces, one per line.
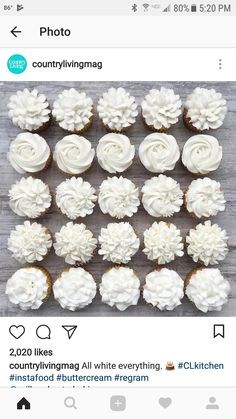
xmin=183 ymin=108 xmax=205 ymax=133
xmin=30 ymin=109 xmax=52 ymax=133
xmin=184 ymin=267 xmax=204 ymax=289
xmin=142 ymin=114 xmax=169 ymax=133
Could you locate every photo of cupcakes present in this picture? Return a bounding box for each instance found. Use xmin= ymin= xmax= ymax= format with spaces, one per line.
xmin=183 ymin=87 xmax=227 ymax=132
xmin=8 ymin=221 xmax=52 ymax=264
xmin=98 ymin=176 xmax=140 ymax=219
xmin=186 ymin=221 xmax=228 ymax=266
xmin=143 ymin=268 xmax=184 ymax=311
xmin=8 ymin=132 xmax=52 ymax=174
xmin=141 ymin=175 xmax=183 ymax=218
xmin=6 ymin=266 xmax=52 ymax=311
xmin=100 ymin=266 xmax=140 ymax=311
xmin=97 ymin=87 xmax=138 ymax=132
xmin=96 ymin=133 xmax=135 ymax=174
xmin=141 ymin=87 xmax=182 ymax=132
xmin=182 ymin=134 xmax=222 ymax=175
xmin=8 ymin=177 xmax=52 ymax=218
xmin=7 ymin=88 xmax=51 ymax=132
xmin=53 ymin=267 xmax=97 ymax=311
xmin=56 ymin=177 xmax=97 ymax=220
xmin=185 ymin=267 xmax=230 ymax=312
xmin=52 ymin=88 xmax=94 ymax=133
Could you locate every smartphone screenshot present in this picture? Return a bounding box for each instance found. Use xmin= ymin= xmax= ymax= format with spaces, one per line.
xmin=0 ymin=0 xmax=235 ymax=417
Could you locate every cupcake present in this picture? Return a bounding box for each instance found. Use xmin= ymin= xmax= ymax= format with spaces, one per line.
xmin=143 ymin=268 xmax=184 ymax=310
xmin=182 ymin=134 xmax=222 ymax=175
xmin=53 ymin=267 xmax=96 ymax=311
xmin=138 ymin=133 xmax=180 ymax=173
xmin=8 ymin=133 xmax=52 ymax=174
xmin=8 ymin=221 xmax=52 ymax=264
xmin=8 ymin=177 xmax=52 ymax=218
xmin=98 ymin=176 xmax=140 ymax=219
xmin=54 ymin=222 xmax=97 ymax=265
xmin=6 ymin=266 xmax=52 ymax=311
xmin=100 ymin=266 xmax=140 ymax=311
xmin=98 ymin=222 xmax=140 ymax=264
xmin=7 ymin=88 xmax=51 ymax=132
xmin=183 ymin=87 xmax=227 ymax=132
xmin=141 ymin=87 xmax=182 ymax=132
xmin=97 ymin=87 xmax=138 ymax=132
xmin=52 ymin=88 xmax=94 ymax=133
xmin=186 ymin=221 xmax=228 ymax=266
xmin=96 ymin=133 xmax=135 ymax=174
xmin=56 ymin=177 xmax=97 ymax=220
xmin=141 ymin=175 xmax=183 ymax=218
xmin=184 ymin=178 xmax=226 ymax=219
xmin=143 ymin=221 xmax=184 ymax=264
xmin=185 ymin=267 xmax=230 ymax=312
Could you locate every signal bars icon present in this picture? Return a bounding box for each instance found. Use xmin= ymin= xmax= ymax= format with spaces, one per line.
xmin=162 ymin=4 xmax=171 ymax=12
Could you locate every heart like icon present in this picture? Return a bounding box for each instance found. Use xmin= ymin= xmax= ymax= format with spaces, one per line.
xmin=9 ymin=325 xmax=25 ymax=339
xmin=159 ymin=397 xmax=172 ymax=409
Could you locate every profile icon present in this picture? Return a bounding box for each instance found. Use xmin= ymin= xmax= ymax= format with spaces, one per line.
xmin=205 ymin=397 xmax=219 ymax=410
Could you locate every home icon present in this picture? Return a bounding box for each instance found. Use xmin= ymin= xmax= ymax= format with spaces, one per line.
xmin=17 ymin=397 xmax=31 ymax=410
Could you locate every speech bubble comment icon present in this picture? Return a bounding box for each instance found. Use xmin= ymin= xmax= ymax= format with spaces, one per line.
xmin=36 ymin=324 xmax=51 ymax=340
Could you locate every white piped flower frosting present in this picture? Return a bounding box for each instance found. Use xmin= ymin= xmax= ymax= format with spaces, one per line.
xmin=98 ymin=222 xmax=140 ymax=264
xmin=143 ymin=268 xmax=184 ymax=310
xmin=182 ymin=134 xmax=222 ymax=174
xmin=186 ymin=221 xmax=228 ymax=266
xmin=100 ymin=266 xmax=140 ymax=311
xmin=97 ymin=133 xmax=135 ymax=173
xmin=97 ymin=87 xmax=138 ymax=132
xmin=141 ymin=175 xmax=183 ymax=218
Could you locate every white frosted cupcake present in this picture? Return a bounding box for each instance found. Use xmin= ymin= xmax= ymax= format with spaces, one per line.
xmin=7 ymin=88 xmax=51 ymax=132
xmin=141 ymin=87 xmax=182 ymax=132
xmin=53 ymin=267 xmax=96 ymax=311
xmin=182 ymin=135 xmax=222 ymax=175
xmin=8 ymin=221 xmax=52 ymax=264
xmin=186 ymin=221 xmax=228 ymax=266
xmin=8 ymin=133 xmax=52 ymax=174
xmin=6 ymin=266 xmax=52 ymax=311
xmin=96 ymin=133 xmax=135 ymax=174
xmin=143 ymin=221 xmax=184 ymax=264
xmin=184 ymin=178 xmax=226 ymax=219
xmin=54 ymin=222 xmax=97 ymax=265
xmin=143 ymin=268 xmax=184 ymax=310
xmin=53 ymin=134 xmax=95 ymax=175
xmin=185 ymin=268 xmax=230 ymax=312
xmin=97 ymin=87 xmax=138 ymax=132
xmin=52 ymin=88 xmax=94 ymax=133
xmin=100 ymin=266 xmax=140 ymax=311
xmin=184 ymin=87 xmax=227 ymax=132
xmin=9 ymin=177 xmax=52 ymax=218
xmin=98 ymin=222 xmax=140 ymax=264
xmin=139 ymin=133 xmax=180 ymax=173
xmin=98 ymin=176 xmax=140 ymax=219
xmin=141 ymin=175 xmax=183 ymax=218
xmin=56 ymin=177 xmax=97 ymax=220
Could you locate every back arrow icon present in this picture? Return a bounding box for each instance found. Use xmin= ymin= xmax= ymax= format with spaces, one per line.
xmin=11 ymin=26 xmax=22 ymax=37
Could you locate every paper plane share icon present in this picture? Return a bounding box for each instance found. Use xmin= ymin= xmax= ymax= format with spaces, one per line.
xmin=62 ymin=325 xmax=77 ymax=339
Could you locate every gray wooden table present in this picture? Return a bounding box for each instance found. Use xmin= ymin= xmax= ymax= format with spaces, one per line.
xmin=0 ymin=81 xmax=235 ymax=317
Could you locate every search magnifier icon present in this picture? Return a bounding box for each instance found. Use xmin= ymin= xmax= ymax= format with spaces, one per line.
xmin=64 ymin=396 xmax=77 ymax=409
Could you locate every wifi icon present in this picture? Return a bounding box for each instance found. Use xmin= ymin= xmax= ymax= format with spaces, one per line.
xmin=143 ymin=3 xmax=149 ymax=11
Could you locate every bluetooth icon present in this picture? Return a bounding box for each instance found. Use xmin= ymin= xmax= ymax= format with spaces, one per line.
xmin=132 ymin=4 xmax=138 ymax=12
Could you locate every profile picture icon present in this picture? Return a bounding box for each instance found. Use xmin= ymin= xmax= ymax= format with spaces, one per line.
xmin=7 ymin=54 xmax=27 ymax=74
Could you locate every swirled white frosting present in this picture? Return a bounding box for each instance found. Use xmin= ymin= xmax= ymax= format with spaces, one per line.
xmin=98 ymin=176 xmax=140 ymax=219
xmin=9 ymin=177 xmax=52 ymax=218
xmin=97 ymin=133 xmax=135 ymax=173
xmin=184 ymin=87 xmax=227 ymax=131
xmin=8 ymin=221 xmax=52 ymax=264
xmin=54 ymin=222 xmax=97 ymax=265
xmin=141 ymin=175 xmax=183 ymax=218
xmin=8 ymin=88 xmax=51 ymax=132
xmin=97 ymin=87 xmax=138 ymax=131
xmin=139 ymin=133 xmax=180 ymax=173
xmin=53 ymin=267 xmax=96 ymax=311
xmin=143 ymin=268 xmax=184 ymax=310
xmin=143 ymin=221 xmax=184 ymax=264
xmin=186 ymin=221 xmax=228 ymax=266
xmin=52 ymin=88 xmax=93 ymax=132
xmin=56 ymin=177 xmax=97 ymax=219
xmin=185 ymin=178 xmax=226 ymax=218
xmin=53 ymin=135 xmax=95 ymax=174
xmin=182 ymin=135 xmax=222 ymax=174
xmin=6 ymin=267 xmax=50 ymax=310
xmin=141 ymin=87 xmax=182 ymax=130
xmin=185 ymin=268 xmax=230 ymax=312
xmin=100 ymin=266 xmax=140 ymax=311
xmin=8 ymin=133 xmax=51 ymax=174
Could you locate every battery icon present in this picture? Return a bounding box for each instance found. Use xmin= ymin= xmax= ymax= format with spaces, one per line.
xmin=191 ymin=4 xmax=197 ymax=12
